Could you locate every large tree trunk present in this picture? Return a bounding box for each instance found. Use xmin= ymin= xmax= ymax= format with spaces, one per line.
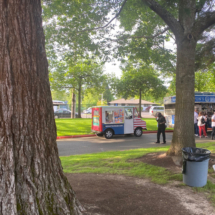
xmin=167 ymin=38 xmax=197 ymax=159
xmin=0 ymin=1 xmax=82 ymax=214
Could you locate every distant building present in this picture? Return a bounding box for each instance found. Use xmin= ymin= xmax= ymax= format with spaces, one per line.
xmin=109 ymin=98 xmax=157 ymax=110
xmin=52 ymin=100 xmax=67 ymax=112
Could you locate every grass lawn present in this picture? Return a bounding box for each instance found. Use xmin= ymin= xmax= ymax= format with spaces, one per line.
xmin=142 ymin=118 xmax=173 ymax=132
xmin=55 ymin=118 xmax=92 ymax=136
xmin=60 ymin=142 xmax=215 ymax=204
xmin=55 ymin=118 xmax=173 ymax=136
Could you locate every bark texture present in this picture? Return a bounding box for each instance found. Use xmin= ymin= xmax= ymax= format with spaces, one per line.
xmin=167 ymin=0 xmax=197 ymax=157
xmin=0 ymin=1 xmax=82 ymax=214
xmin=167 ymin=39 xmax=197 ymax=157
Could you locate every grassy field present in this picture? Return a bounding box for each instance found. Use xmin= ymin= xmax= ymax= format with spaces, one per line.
xmin=55 ymin=118 xmax=173 ymax=136
xmin=55 ymin=118 xmax=92 ymax=136
xmin=60 ymin=142 xmax=215 ymax=203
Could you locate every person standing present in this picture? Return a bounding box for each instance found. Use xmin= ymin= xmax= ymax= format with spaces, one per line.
xmin=197 ymin=111 xmax=208 ymax=138
xmin=194 ymin=109 xmax=199 ymax=136
xmin=204 ymin=112 xmax=208 ymax=133
xmin=211 ymin=112 xmax=215 ymax=140
xmin=155 ymin=112 xmax=166 ymax=144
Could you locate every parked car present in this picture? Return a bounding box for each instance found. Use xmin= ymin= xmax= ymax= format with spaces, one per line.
xmin=83 ymin=107 xmax=92 ymax=114
xmin=54 ymin=108 xmax=78 ymax=118
xmin=149 ymin=106 xmax=164 ymax=116
xmin=145 ymin=106 xmax=152 ymax=112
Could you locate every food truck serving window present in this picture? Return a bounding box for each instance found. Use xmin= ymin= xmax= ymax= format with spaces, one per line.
xmin=105 ymin=109 xmax=124 ymax=124
xmin=125 ymin=108 xmax=133 ymax=119
xmin=134 ymin=108 xmax=138 ymax=118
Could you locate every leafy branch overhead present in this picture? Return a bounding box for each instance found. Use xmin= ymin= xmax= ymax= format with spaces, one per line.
xmin=43 ymin=0 xmax=215 ymax=75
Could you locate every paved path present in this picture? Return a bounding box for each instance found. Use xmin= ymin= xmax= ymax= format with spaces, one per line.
xmin=57 ymin=133 xmax=213 ymax=156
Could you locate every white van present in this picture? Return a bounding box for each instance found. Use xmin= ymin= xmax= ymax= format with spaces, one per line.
xmin=149 ymin=106 xmax=164 ymax=116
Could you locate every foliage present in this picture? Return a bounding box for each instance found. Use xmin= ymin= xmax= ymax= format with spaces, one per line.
xmin=195 ymin=68 xmax=215 ymax=92
xmin=116 ymin=62 xmax=167 ymax=100
xmin=81 ymin=90 xmax=100 ymax=106
xmin=49 ymin=59 xmax=104 ymax=116
xmin=51 ymin=89 xmax=70 ymax=102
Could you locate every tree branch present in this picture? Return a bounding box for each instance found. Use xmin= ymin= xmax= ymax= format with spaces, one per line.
xmin=105 ymin=26 xmax=170 ymax=43
xmin=193 ymin=11 xmax=215 ymax=36
xmin=141 ymin=0 xmax=183 ymax=38
xmin=131 ymin=27 xmax=170 ymax=39
xmin=77 ymin=0 xmax=128 ymax=33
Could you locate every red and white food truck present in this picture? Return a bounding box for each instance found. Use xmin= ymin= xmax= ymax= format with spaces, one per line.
xmin=91 ymin=106 xmax=147 ymax=139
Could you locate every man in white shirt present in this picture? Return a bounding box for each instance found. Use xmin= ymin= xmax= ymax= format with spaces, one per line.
xmin=194 ymin=109 xmax=199 ymax=136
xmin=211 ymin=111 xmax=215 ymax=140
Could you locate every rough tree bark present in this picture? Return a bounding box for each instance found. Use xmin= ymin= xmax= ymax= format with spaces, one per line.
xmin=167 ymin=39 xmax=197 ymax=159
xmin=0 ymin=1 xmax=82 ymax=214
xmin=167 ymin=0 xmax=197 ymax=159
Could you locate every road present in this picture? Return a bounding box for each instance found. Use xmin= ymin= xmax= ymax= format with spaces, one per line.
xmin=57 ymin=133 xmax=213 ymax=156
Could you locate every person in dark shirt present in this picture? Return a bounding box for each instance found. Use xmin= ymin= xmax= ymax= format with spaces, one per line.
xmin=155 ymin=112 xmax=166 ymax=144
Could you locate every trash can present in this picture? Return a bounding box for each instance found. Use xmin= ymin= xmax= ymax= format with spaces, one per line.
xmin=182 ymin=147 xmax=211 ymax=187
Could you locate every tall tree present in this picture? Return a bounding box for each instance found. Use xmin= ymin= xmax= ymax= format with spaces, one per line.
xmin=0 ymin=0 xmax=82 ymax=214
xmin=116 ymin=63 xmax=167 ymax=116
xmin=50 ymin=59 xmax=104 ymax=117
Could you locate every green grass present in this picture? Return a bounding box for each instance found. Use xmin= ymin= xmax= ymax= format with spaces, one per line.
xmin=60 ymin=142 xmax=215 ymax=203
xmin=55 ymin=118 xmax=92 ymax=136
xmin=60 ymin=145 xmax=174 ymax=184
xmin=142 ymin=118 xmax=173 ymax=132
xmin=55 ymin=118 xmax=173 ymax=136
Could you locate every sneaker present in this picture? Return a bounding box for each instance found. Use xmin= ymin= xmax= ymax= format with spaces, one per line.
xmin=199 ymin=136 xmax=202 ymax=138
xmin=155 ymin=142 xmax=160 ymax=144
xmin=205 ymin=136 xmax=208 ymax=138
xmin=195 ymin=134 xmax=198 ymax=136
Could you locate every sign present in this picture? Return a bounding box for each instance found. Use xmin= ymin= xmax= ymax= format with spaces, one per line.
xmin=165 ymin=96 xmax=215 ymax=104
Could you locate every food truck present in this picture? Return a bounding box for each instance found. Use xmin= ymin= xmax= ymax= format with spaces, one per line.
xmin=164 ymin=92 xmax=215 ymax=128
xmin=91 ymin=106 xmax=147 ymax=139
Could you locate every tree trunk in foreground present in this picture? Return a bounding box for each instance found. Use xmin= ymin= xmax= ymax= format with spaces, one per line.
xmin=167 ymin=38 xmax=197 ymax=159
xmin=0 ymin=1 xmax=82 ymax=214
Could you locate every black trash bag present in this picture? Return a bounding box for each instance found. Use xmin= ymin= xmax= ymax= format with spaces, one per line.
xmin=182 ymin=147 xmax=211 ymax=174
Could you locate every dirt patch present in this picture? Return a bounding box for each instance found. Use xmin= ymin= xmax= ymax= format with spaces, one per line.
xmin=209 ymin=154 xmax=215 ymax=168
xmin=133 ymin=153 xmax=215 ymax=174
xmin=66 ymin=173 xmax=215 ymax=215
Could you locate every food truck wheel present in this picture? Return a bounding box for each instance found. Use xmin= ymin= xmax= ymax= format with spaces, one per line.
xmin=104 ymin=129 xmax=114 ymax=139
xmin=134 ymin=128 xmax=142 ymax=137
